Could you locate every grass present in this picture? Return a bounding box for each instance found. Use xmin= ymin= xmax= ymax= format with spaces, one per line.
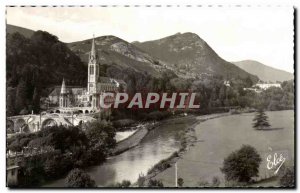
xmin=152 ymin=110 xmax=294 ymax=187
xmin=147 ymin=152 xmax=179 ymax=175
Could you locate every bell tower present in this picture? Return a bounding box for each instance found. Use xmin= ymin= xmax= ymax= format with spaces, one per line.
xmin=88 ymin=35 xmax=99 ymax=94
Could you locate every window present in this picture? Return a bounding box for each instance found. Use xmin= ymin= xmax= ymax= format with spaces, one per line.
xmin=89 ymin=84 xmax=93 ymax=92
xmin=90 ymin=65 xmax=94 ymax=75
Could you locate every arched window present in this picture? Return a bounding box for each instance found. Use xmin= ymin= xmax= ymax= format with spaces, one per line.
xmin=90 ymin=65 xmax=94 ymax=75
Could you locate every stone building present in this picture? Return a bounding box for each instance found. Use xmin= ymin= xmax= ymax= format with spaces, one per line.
xmin=48 ymin=36 xmax=126 ymax=113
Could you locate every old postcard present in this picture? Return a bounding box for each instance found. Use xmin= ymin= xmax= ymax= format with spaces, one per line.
xmin=5 ymin=6 xmax=295 ymax=188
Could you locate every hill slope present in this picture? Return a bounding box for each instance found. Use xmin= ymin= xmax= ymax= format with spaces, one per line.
xmin=6 ymin=30 xmax=87 ymax=115
xmin=233 ymin=60 xmax=294 ymax=82
xmin=6 ymin=24 xmax=35 ymax=38
xmin=133 ymin=32 xmax=258 ymax=82
xmin=67 ymin=36 xmax=169 ymax=78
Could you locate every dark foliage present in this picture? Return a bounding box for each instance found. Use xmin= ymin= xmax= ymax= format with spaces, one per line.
xmin=6 ymin=31 xmax=87 ymax=115
xmin=279 ymin=166 xmax=295 ymax=187
xmin=148 ymin=179 xmax=164 ymax=187
xmin=220 ymin=145 xmax=262 ymax=183
xmin=66 ymin=168 xmax=95 ymax=187
xmin=115 ymin=180 xmax=131 ymax=188
xmin=253 ymin=108 xmax=271 ymax=130
xmin=178 ymin=177 xmax=184 ymax=187
xmin=8 ymin=122 xmax=116 ymax=187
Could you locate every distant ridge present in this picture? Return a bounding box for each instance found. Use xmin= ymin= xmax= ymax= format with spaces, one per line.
xmin=133 ymin=32 xmax=259 ymax=82
xmin=6 ymin=24 xmax=35 ymax=38
xmin=233 ymin=60 xmax=293 ymax=82
xmin=6 ymin=23 xmax=260 ymax=83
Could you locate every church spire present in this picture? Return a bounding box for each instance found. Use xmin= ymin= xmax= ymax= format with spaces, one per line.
xmin=61 ymin=78 xmax=67 ymax=94
xmin=90 ymin=34 xmax=97 ymax=62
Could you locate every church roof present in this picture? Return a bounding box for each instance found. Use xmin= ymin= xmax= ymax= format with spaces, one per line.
xmin=91 ymin=35 xmax=96 ymax=58
xmin=49 ymin=87 xmax=61 ymax=97
xmin=98 ymin=76 xmax=114 ymax=83
xmin=97 ymin=76 xmax=126 ymax=85
xmin=49 ymin=86 xmax=85 ymax=96
xmin=115 ymin=79 xmax=127 ymax=85
xmin=71 ymin=88 xmax=86 ymax=95
xmin=61 ymin=79 xmax=67 ymax=94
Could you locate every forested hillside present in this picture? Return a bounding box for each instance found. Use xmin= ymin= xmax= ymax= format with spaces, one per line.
xmin=6 ymin=31 xmax=87 ymax=116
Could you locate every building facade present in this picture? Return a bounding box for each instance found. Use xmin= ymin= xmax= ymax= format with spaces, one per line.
xmin=48 ymin=36 xmax=126 ymax=114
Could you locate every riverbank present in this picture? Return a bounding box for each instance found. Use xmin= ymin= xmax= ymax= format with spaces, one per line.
xmin=145 ymin=110 xmax=294 ymax=187
xmin=110 ymin=114 xmax=202 ymax=156
xmin=140 ymin=112 xmax=231 ymax=186
xmin=43 ymin=112 xmax=234 ymax=187
xmin=110 ymin=122 xmax=158 ymax=156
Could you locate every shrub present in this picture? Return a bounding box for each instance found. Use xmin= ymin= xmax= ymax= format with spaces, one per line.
xmin=137 ymin=173 xmax=146 ymax=187
xmin=220 ymin=145 xmax=262 ymax=183
xmin=197 ymin=179 xmax=210 ymax=187
xmin=112 ymin=119 xmax=135 ymax=129
xmin=178 ymin=177 xmax=184 ymax=187
xmin=211 ymin=176 xmax=221 ymax=187
xmin=115 ymin=180 xmax=131 ymax=188
xmin=148 ymin=179 xmax=164 ymax=187
xmin=279 ymin=166 xmax=295 ymax=187
xmin=66 ymin=168 xmax=95 ymax=188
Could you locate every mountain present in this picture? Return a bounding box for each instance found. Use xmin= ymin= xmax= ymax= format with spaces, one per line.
xmin=233 ymin=60 xmax=294 ymax=82
xmin=6 ymin=24 xmax=35 ymax=38
xmin=67 ymin=36 xmax=169 ymax=78
xmin=133 ymin=32 xmax=258 ymax=82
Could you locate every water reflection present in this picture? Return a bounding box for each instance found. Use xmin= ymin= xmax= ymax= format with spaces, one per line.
xmin=44 ymin=116 xmax=196 ymax=187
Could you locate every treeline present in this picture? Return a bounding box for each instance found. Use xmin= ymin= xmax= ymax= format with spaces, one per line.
xmin=7 ymin=121 xmax=115 ymax=187
xmin=6 ymin=31 xmax=87 ymax=116
xmin=106 ymin=70 xmax=254 ymax=120
xmin=238 ymin=80 xmax=294 ymax=110
xmin=112 ymin=74 xmax=293 ymax=121
xmin=6 ymin=30 xmax=294 ymax=117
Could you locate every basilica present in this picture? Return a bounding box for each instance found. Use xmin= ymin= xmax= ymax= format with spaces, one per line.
xmin=48 ymin=36 xmax=126 ymax=114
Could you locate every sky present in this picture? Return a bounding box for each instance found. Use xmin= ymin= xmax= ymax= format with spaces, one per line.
xmin=6 ymin=6 xmax=294 ymax=73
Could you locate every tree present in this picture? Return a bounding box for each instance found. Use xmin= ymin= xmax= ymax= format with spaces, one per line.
xmin=85 ymin=121 xmax=116 ymax=151
xmin=32 ymin=87 xmax=40 ymax=113
xmin=137 ymin=173 xmax=146 ymax=187
xmin=252 ymin=108 xmax=271 ymax=130
xmin=115 ymin=180 xmax=131 ymax=188
xmin=84 ymin=121 xmax=116 ymax=164
xmin=148 ymin=179 xmax=164 ymax=187
xmin=211 ymin=176 xmax=221 ymax=187
xmin=7 ymin=139 xmax=22 ymax=152
xmin=220 ymin=145 xmax=262 ymax=183
xmin=66 ymin=168 xmax=95 ymax=188
xmin=6 ymin=87 xmax=16 ymax=116
xmin=279 ymin=166 xmax=295 ymax=187
xmin=245 ymin=76 xmax=253 ymax=87
xmin=197 ymin=179 xmax=210 ymax=187
xmin=16 ymin=79 xmax=28 ymax=114
xmin=177 ymin=177 xmax=184 ymax=187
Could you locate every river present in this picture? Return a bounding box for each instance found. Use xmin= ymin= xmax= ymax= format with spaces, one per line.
xmin=43 ymin=115 xmax=197 ymax=187
xmin=43 ymin=110 xmax=294 ymax=187
xmin=153 ymin=110 xmax=294 ymax=187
